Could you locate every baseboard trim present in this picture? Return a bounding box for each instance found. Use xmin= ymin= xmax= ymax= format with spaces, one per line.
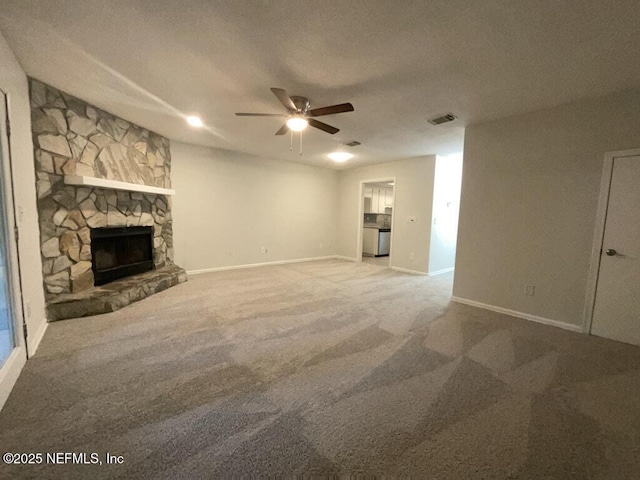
xmin=27 ymin=319 xmax=48 ymax=356
xmin=428 ymin=267 xmax=455 ymax=276
xmin=0 ymin=347 xmax=27 ymax=411
xmin=390 ymin=266 xmax=428 ymax=276
xmin=334 ymin=255 xmax=358 ymax=262
xmin=451 ymin=296 xmax=583 ymax=333
xmin=187 ymin=255 xmax=338 ymax=275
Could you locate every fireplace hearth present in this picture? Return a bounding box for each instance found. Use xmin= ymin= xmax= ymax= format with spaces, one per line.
xmin=91 ymin=226 xmax=154 ymax=286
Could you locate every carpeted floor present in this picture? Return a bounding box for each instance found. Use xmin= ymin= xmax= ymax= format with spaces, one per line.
xmin=361 ymin=255 xmax=389 ymax=267
xmin=1 ymin=259 xmax=640 ymax=479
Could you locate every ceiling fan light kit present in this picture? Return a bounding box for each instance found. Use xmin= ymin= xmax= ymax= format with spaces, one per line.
xmin=285 ymin=115 xmax=308 ymax=132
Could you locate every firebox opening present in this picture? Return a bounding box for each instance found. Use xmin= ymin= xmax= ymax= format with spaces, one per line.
xmin=90 ymin=226 xmax=154 ymax=286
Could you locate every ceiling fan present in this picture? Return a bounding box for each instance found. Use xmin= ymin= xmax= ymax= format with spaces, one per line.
xmin=235 ymin=88 xmax=354 ymax=135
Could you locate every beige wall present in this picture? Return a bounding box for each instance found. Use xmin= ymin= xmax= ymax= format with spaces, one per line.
xmin=454 ymin=88 xmax=640 ymax=327
xmin=336 ymin=156 xmax=436 ymax=274
xmin=0 ymin=30 xmax=47 ymax=355
xmin=172 ymin=142 xmax=339 ymax=272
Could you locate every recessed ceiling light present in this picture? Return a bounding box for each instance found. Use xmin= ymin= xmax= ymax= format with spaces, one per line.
xmin=186 ymin=115 xmax=203 ymax=127
xmin=328 ymin=152 xmax=353 ymax=163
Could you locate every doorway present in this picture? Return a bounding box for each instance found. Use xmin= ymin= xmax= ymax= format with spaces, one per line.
xmin=0 ymin=91 xmax=27 ymax=409
xmin=587 ymin=150 xmax=640 ymax=345
xmin=358 ymin=179 xmax=395 ymax=267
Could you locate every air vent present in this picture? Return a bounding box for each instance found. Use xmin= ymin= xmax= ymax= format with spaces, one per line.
xmin=344 ymin=140 xmax=361 ymax=147
xmin=428 ymin=113 xmax=457 ymax=126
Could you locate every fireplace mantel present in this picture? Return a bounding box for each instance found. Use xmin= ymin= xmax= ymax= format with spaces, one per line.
xmin=64 ymin=175 xmax=176 ymax=196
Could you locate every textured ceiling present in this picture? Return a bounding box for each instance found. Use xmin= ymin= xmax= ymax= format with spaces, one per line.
xmin=2 ymin=0 xmax=640 ymax=169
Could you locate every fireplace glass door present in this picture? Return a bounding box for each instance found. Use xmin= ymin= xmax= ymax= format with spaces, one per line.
xmin=91 ymin=226 xmax=154 ymax=285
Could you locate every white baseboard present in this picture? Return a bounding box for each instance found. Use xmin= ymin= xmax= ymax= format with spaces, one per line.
xmin=390 ymin=266 xmax=428 ymax=276
xmin=0 ymin=347 xmax=26 ymax=411
xmin=187 ymin=255 xmax=339 ymax=276
xmin=428 ymin=267 xmax=455 ymax=276
xmin=334 ymin=255 xmax=358 ymax=262
xmin=27 ymin=318 xmax=48 ymax=356
xmin=451 ymin=296 xmax=583 ymax=333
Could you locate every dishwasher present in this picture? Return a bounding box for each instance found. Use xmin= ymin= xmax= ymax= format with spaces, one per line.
xmin=377 ymin=228 xmax=391 ymax=256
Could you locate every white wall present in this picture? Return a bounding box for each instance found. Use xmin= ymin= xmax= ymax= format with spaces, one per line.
xmin=172 ymin=142 xmax=339 ymax=272
xmin=336 ymin=156 xmax=436 ymax=274
xmin=0 ymin=29 xmax=47 ymax=354
xmin=428 ymin=153 xmax=462 ymax=275
xmin=454 ymin=88 xmax=640 ymax=327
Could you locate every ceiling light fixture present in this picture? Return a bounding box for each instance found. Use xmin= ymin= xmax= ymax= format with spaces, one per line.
xmin=328 ymin=152 xmax=353 ymax=163
xmin=186 ymin=115 xmax=203 ymax=127
xmin=286 ymin=115 xmax=308 ymax=132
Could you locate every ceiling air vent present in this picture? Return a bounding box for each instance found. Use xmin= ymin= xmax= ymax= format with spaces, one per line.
xmin=428 ymin=113 xmax=457 ymax=126
xmin=344 ymin=140 xmax=361 ymax=147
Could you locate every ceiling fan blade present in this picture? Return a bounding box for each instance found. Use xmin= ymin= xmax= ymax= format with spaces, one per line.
xmin=308 ymin=118 xmax=339 ymax=134
xmin=271 ymin=88 xmax=297 ymax=111
xmin=275 ymin=124 xmax=289 ymax=135
xmin=309 ymin=103 xmax=354 ymax=117
xmin=235 ymin=113 xmax=286 ymax=117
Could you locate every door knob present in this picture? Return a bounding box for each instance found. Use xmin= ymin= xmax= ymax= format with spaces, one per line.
xmin=605 ymin=249 xmax=617 ymax=256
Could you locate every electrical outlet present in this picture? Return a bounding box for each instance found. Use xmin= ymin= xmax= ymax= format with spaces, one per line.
xmin=319 ymin=242 xmax=323 ymax=249
xmin=409 ymin=252 xmax=415 ymax=260
xmin=228 ymin=249 xmax=235 ymax=257
xmin=260 ymin=247 xmax=268 ymax=254
xmin=525 ymin=285 xmax=535 ymax=296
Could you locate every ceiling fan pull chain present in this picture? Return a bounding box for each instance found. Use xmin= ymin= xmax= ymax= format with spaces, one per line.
xmin=290 ymin=130 xmax=293 ymax=151
xmin=299 ymin=131 xmax=303 ymax=156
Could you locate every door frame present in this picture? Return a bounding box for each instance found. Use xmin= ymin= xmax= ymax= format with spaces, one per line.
xmin=356 ymin=177 xmax=397 ymax=263
xmin=0 ymin=89 xmax=27 ymax=410
xmin=583 ymin=148 xmax=640 ymax=334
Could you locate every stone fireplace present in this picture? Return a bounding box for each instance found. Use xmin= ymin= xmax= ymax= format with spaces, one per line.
xmin=30 ymin=79 xmax=186 ymax=320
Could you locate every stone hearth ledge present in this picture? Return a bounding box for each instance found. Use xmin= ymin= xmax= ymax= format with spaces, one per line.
xmin=46 ymin=265 xmax=187 ymax=321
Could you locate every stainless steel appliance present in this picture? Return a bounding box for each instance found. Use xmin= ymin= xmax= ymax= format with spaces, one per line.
xmin=363 ymin=227 xmax=391 ymax=257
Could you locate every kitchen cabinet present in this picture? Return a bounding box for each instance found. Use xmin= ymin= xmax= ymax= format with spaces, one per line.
xmin=362 ymin=227 xmax=377 ymax=255
xmin=363 ymin=187 xmax=373 ymax=213
xmin=384 ymin=189 xmax=393 ymax=207
xmin=365 ymin=187 xmax=393 ymax=213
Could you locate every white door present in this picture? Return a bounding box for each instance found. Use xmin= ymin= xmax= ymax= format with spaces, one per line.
xmin=591 ymin=155 xmax=640 ymax=345
xmin=0 ymin=91 xmax=27 ymax=409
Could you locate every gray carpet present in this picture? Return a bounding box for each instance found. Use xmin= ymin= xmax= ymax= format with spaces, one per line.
xmin=1 ymin=259 xmax=640 ymax=479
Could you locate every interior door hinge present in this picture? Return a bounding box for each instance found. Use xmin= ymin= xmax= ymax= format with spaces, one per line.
xmin=23 ymin=322 xmax=28 ymax=339
xmin=14 ymin=225 xmax=19 ymax=243
xmin=6 ymin=118 xmax=10 ymax=138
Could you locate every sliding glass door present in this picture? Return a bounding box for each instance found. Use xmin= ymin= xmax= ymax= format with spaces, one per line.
xmin=0 ymin=89 xmax=26 ymax=409
xmin=0 ymin=161 xmax=15 ymax=366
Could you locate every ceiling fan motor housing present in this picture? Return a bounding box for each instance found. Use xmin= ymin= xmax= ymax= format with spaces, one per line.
xmin=290 ymin=96 xmax=310 ymax=113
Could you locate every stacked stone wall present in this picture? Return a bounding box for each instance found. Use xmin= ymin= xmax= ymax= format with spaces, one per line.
xmin=30 ymin=79 xmax=174 ymax=297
